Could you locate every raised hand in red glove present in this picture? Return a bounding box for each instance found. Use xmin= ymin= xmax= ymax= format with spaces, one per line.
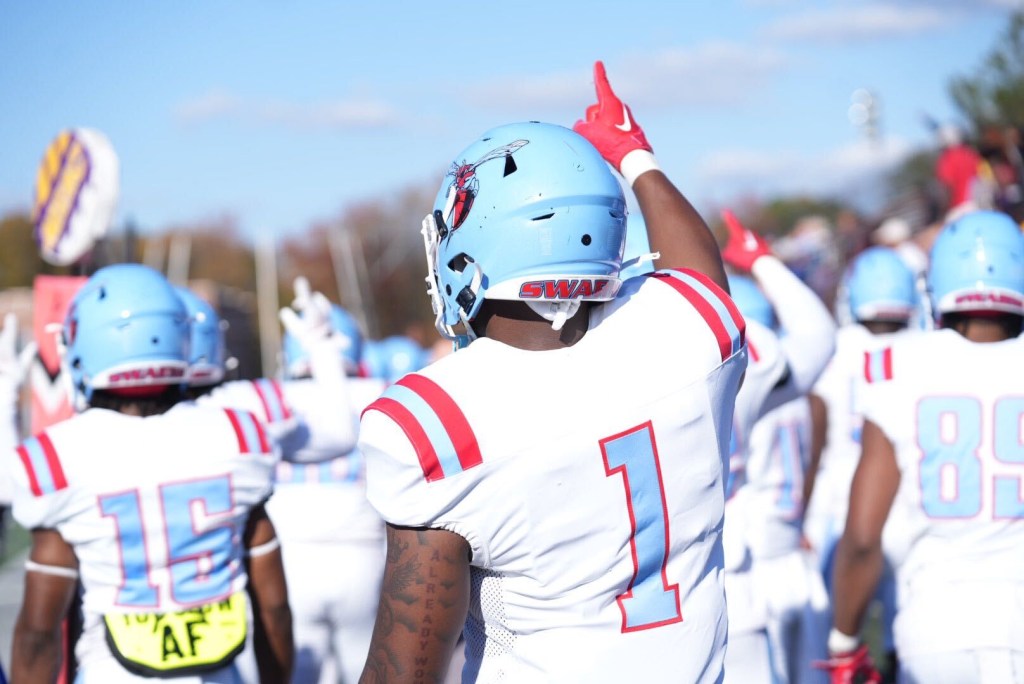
xmin=573 ymin=60 xmax=654 ymax=183
xmin=720 ymin=208 xmax=773 ymax=273
xmin=813 ymin=645 xmax=883 ymax=684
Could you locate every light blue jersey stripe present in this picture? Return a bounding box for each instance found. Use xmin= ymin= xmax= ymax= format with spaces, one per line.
xmin=235 ymin=411 xmax=262 ymax=452
xmin=254 ymin=379 xmax=288 ymax=422
xmin=665 ymin=271 xmax=743 ymax=354
xmin=22 ymin=438 xmax=57 ymax=495
xmin=384 ymin=384 xmax=462 ymax=478
xmin=868 ymin=351 xmax=886 ymax=381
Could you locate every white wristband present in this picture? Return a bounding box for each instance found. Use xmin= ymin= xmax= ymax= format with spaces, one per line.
xmin=25 ymin=559 xmax=79 ymax=579
xmin=827 ymin=627 xmax=860 ymax=655
xmin=246 ymin=536 xmax=281 ymax=558
xmin=620 ymin=149 xmax=661 ymax=187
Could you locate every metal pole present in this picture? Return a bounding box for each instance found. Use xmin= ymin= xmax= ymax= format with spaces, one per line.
xmin=328 ymin=226 xmax=373 ymax=337
xmin=255 ymin=234 xmax=281 ymax=378
xmin=166 ymin=233 xmax=192 ymax=286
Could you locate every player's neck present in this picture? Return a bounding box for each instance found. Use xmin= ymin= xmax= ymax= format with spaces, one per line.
xmin=947 ymin=317 xmax=1015 ymax=343
xmin=862 ymin=320 xmax=906 ymax=336
xmin=473 ymin=301 xmax=590 ymax=351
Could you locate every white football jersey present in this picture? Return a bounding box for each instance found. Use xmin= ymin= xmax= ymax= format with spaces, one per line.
xmin=723 ymin=321 xmax=787 ymax=574
xmin=360 ymin=269 xmax=747 ymax=682
xmin=806 ymin=324 xmax=917 ymax=564
xmin=267 ymin=376 xmax=387 ymax=544
xmin=807 ymin=326 xmax=899 ymax=523
xmin=861 ymin=329 xmax=1024 ymax=656
xmin=10 ymin=402 xmax=276 ymax=673
xmin=744 ymin=396 xmax=811 ymax=561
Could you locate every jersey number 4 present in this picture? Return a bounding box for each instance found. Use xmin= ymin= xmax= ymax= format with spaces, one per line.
xmin=601 ymin=421 xmax=683 ymax=632
xmin=917 ymin=396 xmax=1024 ymax=519
xmin=99 ymin=475 xmax=235 ymax=608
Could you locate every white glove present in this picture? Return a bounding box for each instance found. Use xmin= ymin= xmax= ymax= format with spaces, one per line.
xmin=279 ymin=277 xmax=357 ymax=377
xmin=279 ymin=277 xmax=338 ymax=351
xmin=0 ymin=313 xmax=37 ymax=397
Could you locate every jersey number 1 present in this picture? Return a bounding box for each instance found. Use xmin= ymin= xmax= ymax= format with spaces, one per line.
xmin=601 ymin=421 xmax=683 ymax=632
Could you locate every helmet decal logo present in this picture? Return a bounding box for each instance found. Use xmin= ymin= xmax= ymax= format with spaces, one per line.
xmin=444 ymin=139 xmax=529 ymax=232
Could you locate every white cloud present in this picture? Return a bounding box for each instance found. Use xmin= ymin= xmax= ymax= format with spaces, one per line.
xmin=174 ymin=90 xmax=399 ymax=129
xmin=694 ymin=135 xmax=915 ymax=199
xmin=257 ymin=99 xmax=399 ymax=129
xmin=175 ymin=89 xmax=240 ymax=123
xmin=461 ymin=42 xmax=790 ymax=110
xmin=762 ymin=3 xmax=952 ymax=42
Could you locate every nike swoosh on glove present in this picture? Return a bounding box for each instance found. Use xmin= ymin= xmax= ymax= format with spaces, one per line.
xmin=813 ymin=645 xmax=883 ymax=684
xmin=573 ymin=60 xmax=652 ymax=173
xmin=721 ymin=209 xmax=773 ymax=273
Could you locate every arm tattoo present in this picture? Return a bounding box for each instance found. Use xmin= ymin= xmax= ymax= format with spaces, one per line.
xmin=360 ymin=525 xmax=470 ymax=684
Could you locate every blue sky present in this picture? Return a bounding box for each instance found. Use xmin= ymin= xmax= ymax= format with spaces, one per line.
xmin=0 ymin=1 xmax=1018 ymax=243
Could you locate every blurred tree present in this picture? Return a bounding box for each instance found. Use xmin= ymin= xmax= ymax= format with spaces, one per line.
xmin=949 ymin=10 xmax=1024 ymax=132
xmin=281 ymin=183 xmax=437 ymax=343
xmin=733 ymin=197 xmax=849 ymax=238
xmin=0 ymin=212 xmax=67 ymax=287
xmin=179 ymin=219 xmax=257 ymax=292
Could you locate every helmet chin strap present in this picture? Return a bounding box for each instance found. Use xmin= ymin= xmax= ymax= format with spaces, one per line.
xmin=526 ymin=300 xmax=582 ymax=331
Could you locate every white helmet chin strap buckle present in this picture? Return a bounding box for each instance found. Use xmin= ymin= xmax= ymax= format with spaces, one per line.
xmin=620 ymin=250 xmax=660 ymax=273
xmin=526 ymin=300 xmax=582 ymax=331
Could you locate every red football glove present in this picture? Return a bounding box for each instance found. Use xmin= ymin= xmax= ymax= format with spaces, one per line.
xmin=720 ymin=208 xmax=773 ymax=273
xmin=813 ymin=645 xmax=883 ymax=684
xmin=573 ymin=60 xmax=652 ymax=173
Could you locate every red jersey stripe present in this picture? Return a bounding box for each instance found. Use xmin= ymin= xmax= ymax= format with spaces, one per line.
xmin=224 ymin=409 xmax=250 ymax=453
xmin=396 ymin=374 xmax=483 ymax=471
xmin=269 ymin=380 xmax=292 ymax=420
xmin=680 ymin=268 xmax=746 ymax=346
xmin=882 ymin=347 xmax=893 ymax=380
xmin=748 ymin=339 xmax=760 ymax=363
xmin=36 ymin=433 xmax=68 ymax=491
xmin=16 ymin=444 xmax=43 ymax=497
xmin=250 ymin=381 xmax=274 ymax=423
xmin=651 ymin=273 xmax=733 ymax=361
xmin=366 ymin=397 xmax=444 ymax=482
xmin=251 ymin=415 xmax=271 ymax=453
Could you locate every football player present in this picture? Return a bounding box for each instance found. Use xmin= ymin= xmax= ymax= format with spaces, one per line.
xmin=357 ymin=61 xmax=746 ymax=682
xmin=178 ymin=282 xmax=385 ymax=684
xmin=9 ymin=263 xmax=292 ymax=683
xmin=824 ymin=210 xmax=1024 ymax=683
xmin=805 ymin=246 xmax=919 ymax=679
xmin=725 ymin=275 xmax=831 ymax=684
xmin=717 ymin=213 xmax=836 ymax=684
xmin=179 ymin=281 xmax=359 ymax=464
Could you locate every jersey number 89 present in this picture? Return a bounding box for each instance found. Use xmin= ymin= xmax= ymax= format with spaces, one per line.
xmin=917 ymin=396 xmax=1024 ymax=519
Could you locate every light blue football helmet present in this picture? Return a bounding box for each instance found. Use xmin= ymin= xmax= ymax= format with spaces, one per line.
xmin=175 ymin=286 xmax=225 ymax=387
xmin=63 ymin=263 xmax=190 ymax=403
xmin=846 ymin=247 xmax=917 ymax=323
xmin=928 ymin=210 xmax=1024 ymax=320
xmin=363 ymin=335 xmax=430 ymax=383
xmin=282 ymin=304 xmax=363 ymax=378
xmin=619 ymin=213 xmax=658 ymax=280
xmin=727 ymin=274 xmax=776 ymax=330
xmin=422 ymin=122 xmax=627 ymax=344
